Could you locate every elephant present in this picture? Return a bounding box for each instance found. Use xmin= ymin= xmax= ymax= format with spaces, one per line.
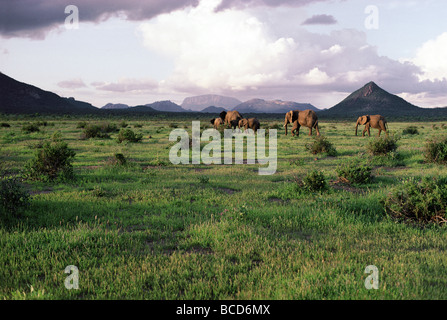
xmin=355 ymin=115 xmax=388 ymax=137
xmin=238 ymin=118 xmax=260 ymax=133
xmin=220 ymin=111 xmax=243 ymax=130
xmin=210 ymin=117 xmax=223 ymax=130
xmin=284 ymin=109 xmax=320 ymax=137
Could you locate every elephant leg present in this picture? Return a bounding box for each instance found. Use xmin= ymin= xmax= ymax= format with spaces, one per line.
xmin=291 ymin=121 xmax=299 ymax=136
xmin=362 ymin=127 xmax=366 ymax=137
xmin=308 ymin=127 xmax=312 ymax=136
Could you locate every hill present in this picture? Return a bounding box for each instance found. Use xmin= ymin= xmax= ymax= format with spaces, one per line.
xmin=182 ymin=94 xmax=242 ymax=111
xmin=101 ymin=103 xmax=130 ymax=110
xmin=146 ymin=100 xmax=188 ymax=112
xmin=233 ymin=99 xmax=319 ymax=114
xmin=320 ymin=81 xmax=423 ymax=118
xmin=0 ymin=72 xmax=98 ymax=114
xmin=200 ymin=105 xmax=228 ymax=113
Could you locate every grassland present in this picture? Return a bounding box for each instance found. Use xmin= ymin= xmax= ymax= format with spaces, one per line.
xmin=0 ymin=116 xmax=446 ymax=300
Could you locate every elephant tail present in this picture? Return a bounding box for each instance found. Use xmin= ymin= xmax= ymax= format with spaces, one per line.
xmin=313 ymin=120 xmax=319 ymax=129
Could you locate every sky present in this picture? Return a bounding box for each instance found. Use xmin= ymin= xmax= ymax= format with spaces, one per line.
xmin=1 ymin=0 xmax=447 ymax=110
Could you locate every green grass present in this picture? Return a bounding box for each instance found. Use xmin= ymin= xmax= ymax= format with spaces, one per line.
xmin=0 ymin=118 xmax=446 ymax=299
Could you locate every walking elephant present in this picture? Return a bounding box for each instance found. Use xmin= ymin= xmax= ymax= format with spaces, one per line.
xmin=238 ymin=118 xmax=260 ymax=133
xmin=355 ymin=115 xmax=388 ymax=137
xmin=220 ymin=111 xmax=243 ymax=130
xmin=210 ymin=118 xmax=223 ymax=130
xmin=284 ymin=109 xmax=320 ymax=137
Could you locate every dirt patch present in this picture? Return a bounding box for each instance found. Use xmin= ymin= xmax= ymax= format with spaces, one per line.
xmin=29 ymin=189 xmax=53 ymax=196
xmin=82 ymin=165 xmax=101 ymax=170
xmin=216 ymin=187 xmax=239 ymax=195
xmin=268 ymin=197 xmax=287 ymax=204
xmin=330 ymin=179 xmax=364 ymax=194
xmin=184 ymin=245 xmax=213 ymax=255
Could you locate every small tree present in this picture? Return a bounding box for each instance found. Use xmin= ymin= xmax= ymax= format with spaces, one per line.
xmin=24 ymin=141 xmax=76 ymax=181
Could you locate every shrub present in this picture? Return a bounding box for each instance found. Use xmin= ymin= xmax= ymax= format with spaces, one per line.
xmin=336 ymin=160 xmax=373 ymax=184
xmin=119 ymin=120 xmax=128 ymax=128
xmin=299 ymin=170 xmax=328 ymax=193
xmin=424 ymin=136 xmax=447 ymax=164
xmin=134 ymin=124 xmax=143 ymax=128
xmin=81 ymin=122 xmax=118 ymax=139
xmin=22 ymin=123 xmax=40 ymax=133
xmin=24 ymin=141 xmax=76 ymax=181
xmin=1 ymin=123 xmax=10 ymax=128
xmin=116 ymin=128 xmax=143 ymax=143
xmin=402 ymin=126 xmax=419 ymax=135
xmin=382 ymin=177 xmax=447 ymax=226
xmin=198 ymin=176 xmax=210 ymax=184
xmin=51 ymin=130 xmax=63 ymax=142
xmin=169 ymin=123 xmax=178 ymax=128
xmin=0 ymin=175 xmax=30 ymax=214
xmin=305 ymin=136 xmax=337 ymax=156
xmin=367 ymin=135 xmax=399 ymax=156
xmin=114 ymin=153 xmax=127 ymax=165
xmin=76 ymin=121 xmax=88 ymax=129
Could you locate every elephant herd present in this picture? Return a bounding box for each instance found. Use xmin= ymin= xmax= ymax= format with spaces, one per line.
xmin=211 ymin=110 xmax=388 ymax=137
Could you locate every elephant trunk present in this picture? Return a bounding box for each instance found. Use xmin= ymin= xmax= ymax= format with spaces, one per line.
xmin=355 ymin=120 xmax=359 ymax=136
xmin=284 ymin=117 xmax=291 ymax=135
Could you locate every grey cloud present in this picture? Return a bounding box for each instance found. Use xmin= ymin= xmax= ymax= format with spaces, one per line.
xmin=215 ymin=0 xmax=333 ymax=11
xmin=57 ymin=78 xmax=87 ymax=89
xmin=302 ymin=14 xmax=337 ymax=25
xmin=0 ymin=0 xmax=199 ymax=39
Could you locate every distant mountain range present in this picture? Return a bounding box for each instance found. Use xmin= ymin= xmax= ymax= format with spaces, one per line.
xmin=2 ymin=72 xmax=447 ymax=118
xmin=182 ymin=94 xmax=242 ymax=111
xmin=233 ymin=99 xmax=319 ymax=114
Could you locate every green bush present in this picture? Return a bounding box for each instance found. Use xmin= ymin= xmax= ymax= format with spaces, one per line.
xmin=22 ymin=123 xmax=40 ymax=133
xmin=305 ymin=136 xmax=337 ymax=156
xmin=24 ymin=141 xmax=76 ymax=181
xmin=76 ymin=121 xmax=88 ymax=129
xmin=114 ymin=153 xmax=127 ymax=165
xmin=382 ymin=177 xmax=447 ymax=226
xmin=116 ymin=128 xmax=143 ymax=143
xmin=0 ymin=175 xmax=30 ymax=214
xmin=119 ymin=120 xmax=128 ymax=128
xmin=300 ymin=170 xmax=328 ymax=193
xmin=81 ymin=122 xmax=118 ymax=139
xmin=424 ymin=136 xmax=447 ymax=164
xmin=1 ymin=123 xmax=10 ymax=128
xmin=336 ymin=160 xmax=373 ymax=184
xmin=402 ymin=126 xmax=419 ymax=135
xmin=367 ymin=135 xmax=399 ymax=156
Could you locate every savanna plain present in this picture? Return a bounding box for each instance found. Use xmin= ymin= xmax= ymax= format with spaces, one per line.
xmin=0 ymin=115 xmax=446 ymax=300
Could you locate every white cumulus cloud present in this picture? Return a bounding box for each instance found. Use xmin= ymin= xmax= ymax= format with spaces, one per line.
xmin=412 ymin=32 xmax=447 ymax=81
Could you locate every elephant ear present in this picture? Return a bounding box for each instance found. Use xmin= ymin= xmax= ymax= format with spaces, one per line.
xmin=289 ymin=111 xmax=294 ymax=123
xmin=360 ymin=116 xmax=368 ymax=125
xmin=219 ymin=111 xmax=227 ymax=120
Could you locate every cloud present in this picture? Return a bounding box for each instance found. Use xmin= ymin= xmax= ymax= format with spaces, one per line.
xmin=92 ymin=78 xmax=159 ymax=92
xmin=0 ymin=0 xmax=342 ymax=39
xmin=412 ymin=32 xmax=447 ymax=81
xmin=57 ymin=78 xmax=87 ymax=89
xmin=215 ymin=0 xmax=333 ymax=11
xmin=302 ymin=14 xmax=337 ymax=25
xmin=0 ymin=0 xmax=200 ymax=39
xmin=139 ymin=0 xmax=427 ymax=106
